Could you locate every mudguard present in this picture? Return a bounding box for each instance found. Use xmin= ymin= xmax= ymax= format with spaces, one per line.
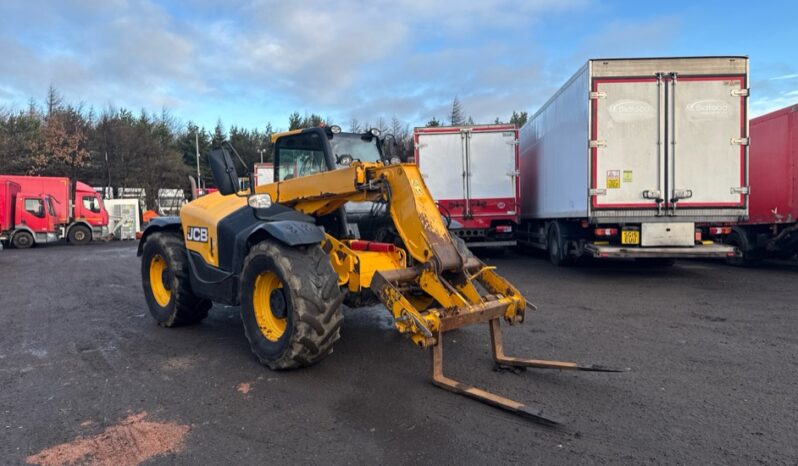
xmin=136 ymin=217 xmax=181 ymax=256
xmin=229 ymin=220 xmax=325 ymax=273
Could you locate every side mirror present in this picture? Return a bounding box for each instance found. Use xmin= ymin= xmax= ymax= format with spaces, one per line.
xmin=209 ymin=148 xmax=239 ymax=196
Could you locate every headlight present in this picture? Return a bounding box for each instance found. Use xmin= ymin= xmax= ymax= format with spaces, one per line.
xmin=337 ymin=154 xmax=354 ymax=166
xmin=330 ymin=125 xmax=342 ymax=134
xmin=370 ymin=128 xmax=381 ymax=137
xmin=389 ymin=156 xmax=401 ymax=165
xmin=248 ymin=193 xmax=273 ymax=209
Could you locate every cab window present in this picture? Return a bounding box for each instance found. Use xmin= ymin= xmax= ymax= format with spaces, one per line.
xmin=82 ymin=196 xmax=101 ymax=213
xmin=46 ymin=197 xmax=56 ymax=216
xmin=24 ymin=198 xmax=45 ymax=218
xmin=276 ymin=132 xmax=327 ymax=181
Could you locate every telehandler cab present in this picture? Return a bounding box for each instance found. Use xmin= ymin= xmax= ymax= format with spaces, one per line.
xmin=138 ymin=125 xmax=625 ymax=425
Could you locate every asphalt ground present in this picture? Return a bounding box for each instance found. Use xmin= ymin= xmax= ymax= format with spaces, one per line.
xmin=1 ymin=242 xmax=796 ymax=465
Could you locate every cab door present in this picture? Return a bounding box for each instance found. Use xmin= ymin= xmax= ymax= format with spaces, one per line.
xmin=80 ymin=194 xmax=106 ymax=226
xmin=18 ymin=197 xmax=49 ymax=232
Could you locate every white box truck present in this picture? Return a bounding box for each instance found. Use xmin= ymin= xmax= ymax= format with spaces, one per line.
xmin=415 ymin=124 xmax=519 ymax=247
xmin=517 ymin=56 xmax=747 ymax=264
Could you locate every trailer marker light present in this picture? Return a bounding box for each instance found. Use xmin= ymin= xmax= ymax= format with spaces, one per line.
xmin=695 ymin=231 xmax=702 ymax=242
xmin=594 ymin=228 xmax=618 ymax=236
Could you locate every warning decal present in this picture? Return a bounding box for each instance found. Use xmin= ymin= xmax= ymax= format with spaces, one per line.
xmin=623 ymin=170 xmax=633 ymax=183
xmin=607 ymin=170 xmax=621 ymax=189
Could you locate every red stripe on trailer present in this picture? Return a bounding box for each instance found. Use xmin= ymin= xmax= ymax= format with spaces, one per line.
xmin=591 ymin=77 xmax=660 ymax=209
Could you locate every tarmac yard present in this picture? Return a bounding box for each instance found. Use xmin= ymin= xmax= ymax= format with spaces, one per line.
xmin=1 ymin=242 xmax=796 ymax=465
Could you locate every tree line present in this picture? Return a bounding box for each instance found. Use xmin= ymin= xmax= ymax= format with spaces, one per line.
xmin=0 ymin=88 xmax=527 ymax=209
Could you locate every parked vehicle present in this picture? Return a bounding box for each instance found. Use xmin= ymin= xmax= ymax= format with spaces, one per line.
xmin=0 ymin=175 xmax=108 ymax=248
xmin=0 ymin=179 xmax=59 ymax=248
xmin=252 ymin=162 xmax=274 ymax=187
xmin=516 ymin=56 xmax=747 ymax=264
xmin=415 ymin=124 xmax=519 ymax=247
xmin=725 ymin=104 xmax=798 ymax=264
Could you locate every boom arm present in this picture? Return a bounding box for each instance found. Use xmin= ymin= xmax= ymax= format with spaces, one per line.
xmin=255 ymin=161 xmax=527 ymax=346
xmin=256 ymin=161 xmax=624 ymax=425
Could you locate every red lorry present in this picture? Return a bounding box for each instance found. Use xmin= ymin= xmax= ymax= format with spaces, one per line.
xmin=725 ymin=104 xmax=798 ymax=264
xmin=0 ymin=175 xmax=108 ymax=249
xmin=415 ymin=124 xmax=519 ymax=247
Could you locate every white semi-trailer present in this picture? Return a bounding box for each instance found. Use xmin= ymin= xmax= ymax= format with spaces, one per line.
xmin=517 ymin=57 xmax=747 ymax=265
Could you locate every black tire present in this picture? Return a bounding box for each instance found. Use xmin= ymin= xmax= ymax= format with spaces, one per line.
xmin=452 ymin=235 xmax=475 ymax=260
xmin=547 ymin=223 xmax=571 ymax=266
xmin=240 ymin=240 xmax=344 ymax=370
xmin=725 ymin=230 xmax=760 ymax=267
xmin=12 ymin=231 xmax=34 ymax=249
xmin=141 ymin=232 xmax=211 ymax=326
xmin=68 ymin=224 xmax=92 ymax=245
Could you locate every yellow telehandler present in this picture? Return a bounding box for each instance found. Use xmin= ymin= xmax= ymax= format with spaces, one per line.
xmin=138 ymin=125 xmax=624 ymax=425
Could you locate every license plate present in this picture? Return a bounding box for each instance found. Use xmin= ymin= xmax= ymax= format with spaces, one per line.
xmin=621 ymin=230 xmax=640 ymax=245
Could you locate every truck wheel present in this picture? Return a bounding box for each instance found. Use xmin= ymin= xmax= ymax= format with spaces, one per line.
xmin=68 ymin=225 xmax=91 ymax=245
xmin=547 ymin=223 xmax=571 ymax=266
xmin=240 ymin=240 xmax=344 ymax=370
xmin=725 ymin=231 xmax=760 ymax=267
xmin=141 ymin=232 xmax=211 ymax=326
xmin=12 ymin=231 xmax=34 ymax=249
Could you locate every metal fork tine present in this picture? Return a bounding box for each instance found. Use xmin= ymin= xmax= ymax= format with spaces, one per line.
xmin=431 ymin=336 xmax=562 ymax=426
xmin=490 ymin=319 xmax=630 ymax=372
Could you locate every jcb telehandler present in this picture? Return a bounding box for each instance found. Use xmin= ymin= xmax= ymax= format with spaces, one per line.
xmin=138 ymin=125 xmax=624 ymax=425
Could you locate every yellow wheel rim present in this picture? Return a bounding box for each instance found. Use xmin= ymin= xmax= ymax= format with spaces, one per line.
xmin=149 ymin=254 xmax=172 ymax=307
xmin=253 ymin=271 xmax=287 ymax=342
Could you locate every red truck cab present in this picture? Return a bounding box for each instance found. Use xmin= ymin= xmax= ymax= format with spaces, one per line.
xmin=73 ymin=181 xmax=108 ymax=233
xmin=0 ymin=180 xmax=60 ymax=248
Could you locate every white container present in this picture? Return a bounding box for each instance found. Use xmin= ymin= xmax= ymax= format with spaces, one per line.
xmin=520 ymin=56 xmax=749 ymax=224
xmin=104 ymin=199 xmax=141 ymax=240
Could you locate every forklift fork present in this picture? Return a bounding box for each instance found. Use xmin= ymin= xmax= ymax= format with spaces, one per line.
xmin=431 ymin=318 xmax=629 ymax=426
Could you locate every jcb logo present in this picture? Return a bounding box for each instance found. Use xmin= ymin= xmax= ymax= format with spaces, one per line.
xmin=186 ymin=226 xmax=208 ymax=243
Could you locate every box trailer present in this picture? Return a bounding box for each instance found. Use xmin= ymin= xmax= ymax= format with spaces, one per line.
xmin=517 ymin=56 xmax=747 ymax=264
xmin=415 ymin=124 xmax=519 ymax=247
xmin=725 ymin=103 xmax=798 ymax=264
xmin=0 ymin=175 xmax=108 ymax=247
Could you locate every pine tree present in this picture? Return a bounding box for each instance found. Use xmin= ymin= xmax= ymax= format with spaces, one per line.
xmin=509 ymin=111 xmax=528 ymax=127
xmin=426 ymin=117 xmax=441 ymax=127
xmin=288 ymin=112 xmax=302 ymax=130
xmin=450 ymin=96 xmax=464 ymax=126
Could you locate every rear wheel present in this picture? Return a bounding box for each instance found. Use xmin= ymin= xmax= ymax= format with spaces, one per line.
xmin=547 ymin=223 xmax=571 ymax=266
xmin=725 ymin=230 xmax=760 ymax=267
xmin=240 ymin=240 xmax=344 ymax=370
xmin=12 ymin=231 xmax=34 ymax=249
xmin=141 ymin=232 xmax=211 ymax=326
xmin=68 ymin=224 xmax=91 ymax=245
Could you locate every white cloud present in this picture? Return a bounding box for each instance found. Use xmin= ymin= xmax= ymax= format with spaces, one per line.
xmin=769 ymin=73 xmax=798 ymax=81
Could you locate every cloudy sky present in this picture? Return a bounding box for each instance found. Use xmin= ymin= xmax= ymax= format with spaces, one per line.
xmin=0 ymin=0 xmax=796 ymax=131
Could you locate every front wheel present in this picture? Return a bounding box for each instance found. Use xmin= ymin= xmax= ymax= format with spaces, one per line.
xmin=68 ymin=224 xmax=92 ymax=245
xmin=240 ymin=240 xmax=344 ymax=370
xmin=141 ymin=232 xmax=211 ymax=326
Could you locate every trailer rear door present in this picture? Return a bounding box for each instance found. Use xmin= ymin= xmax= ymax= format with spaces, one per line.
xmin=670 ymin=76 xmax=746 ymax=208
xmin=468 ymin=128 xmax=518 ymax=201
xmin=417 ymin=129 xmax=466 ymax=203
xmin=592 ymin=78 xmax=662 ymax=209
